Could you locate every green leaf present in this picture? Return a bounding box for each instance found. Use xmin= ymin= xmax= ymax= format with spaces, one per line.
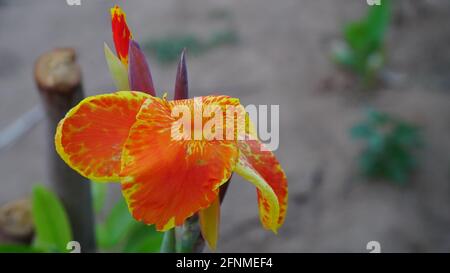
xmin=340 ymin=0 xmax=391 ymax=80
xmin=32 ymin=185 xmax=73 ymax=252
xmin=386 ymin=163 xmax=407 ymax=184
xmin=331 ymin=42 xmax=357 ymax=69
xmin=367 ymin=109 xmax=389 ymax=125
xmin=351 ymin=123 xmax=373 ymax=139
xmin=344 ymin=21 xmax=369 ymax=54
xmin=91 ymin=183 xmax=107 ymax=214
xmin=97 ymin=198 xmax=163 ymax=252
xmin=393 ymin=124 xmax=422 ymax=147
xmin=97 ymin=199 xmax=135 ymax=250
xmin=366 ymin=0 xmax=391 ymax=42
xmin=351 ymin=108 xmax=422 ymax=184
xmin=368 ymin=133 xmax=384 ymax=152
xmin=123 ymin=223 xmax=163 ymax=253
xmin=345 ymin=2 xmax=390 ymax=55
xmin=96 ymin=223 xmax=108 ymax=250
xmin=104 ymin=43 xmax=130 ymax=90
xmin=0 ymin=244 xmax=44 ymax=253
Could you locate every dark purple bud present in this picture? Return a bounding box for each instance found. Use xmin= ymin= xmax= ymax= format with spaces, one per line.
xmin=128 ymin=40 xmax=156 ymax=96
xmin=174 ymin=49 xmax=188 ymax=100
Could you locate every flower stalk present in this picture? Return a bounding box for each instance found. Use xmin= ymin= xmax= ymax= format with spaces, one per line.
xmin=180 ymin=215 xmax=204 ymax=253
xmin=173 ymin=49 xmax=206 ymax=253
xmin=160 ymin=228 xmax=177 ymax=253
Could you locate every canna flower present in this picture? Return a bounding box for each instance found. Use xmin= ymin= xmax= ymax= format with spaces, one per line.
xmin=55 ymin=5 xmax=287 ymax=250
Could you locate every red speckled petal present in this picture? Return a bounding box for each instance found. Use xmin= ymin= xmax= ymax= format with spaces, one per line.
xmin=120 ymin=96 xmax=239 ymax=230
xmin=55 ymin=91 xmax=150 ymax=181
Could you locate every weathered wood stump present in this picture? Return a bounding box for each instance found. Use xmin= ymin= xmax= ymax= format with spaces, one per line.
xmin=34 ymin=48 xmax=95 ymax=252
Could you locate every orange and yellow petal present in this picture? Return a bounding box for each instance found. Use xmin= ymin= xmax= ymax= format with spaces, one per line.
xmin=236 ymin=139 xmax=288 ymax=233
xmin=55 ymin=91 xmax=150 ymax=181
xmin=120 ymin=96 xmax=239 ymax=231
xmin=111 ymin=5 xmax=133 ymax=65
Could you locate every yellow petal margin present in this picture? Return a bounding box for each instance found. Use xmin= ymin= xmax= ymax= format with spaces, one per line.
xmin=234 ymin=153 xmax=280 ymax=233
xmin=55 ymin=91 xmax=150 ymax=182
xmin=236 ymin=137 xmax=288 ymax=233
xmin=199 ymin=196 xmax=220 ymax=250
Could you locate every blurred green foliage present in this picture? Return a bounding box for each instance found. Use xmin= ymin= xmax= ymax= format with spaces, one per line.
xmin=144 ymin=29 xmax=238 ymax=64
xmin=92 ymin=182 xmax=107 ymax=214
xmin=143 ymin=7 xmax=238 ymax=64
xmin=0 ymin=184 xmax=163 ymax=253
xmin=0 ymin=244 xmax=43 ymax=253
xmin=0 ymin=184 xmax=72 ymax=253
xmin=351 ymin=109 xmax=423 ymax=184
xmin=332 ymin=0 xmax=391 ymax=86
xmin=31 ymin=185 xmax=73 ymax=252
xmin=95 ymin=184 xmax=163 ymax=253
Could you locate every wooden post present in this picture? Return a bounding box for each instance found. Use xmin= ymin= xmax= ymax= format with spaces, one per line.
xmin=0 ymin=199 xmax=34 ymax=245
xmin=34 ymin=48 xmax=96 ymax=252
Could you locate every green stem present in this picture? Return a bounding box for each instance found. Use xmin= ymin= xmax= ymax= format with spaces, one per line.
xmin=180 ymin=177 xmax=232 ymax=253
xmin=180 ymin=215 xmax=203 ymax=253
xmin=160 ymin=228 xmax=176 ymax=253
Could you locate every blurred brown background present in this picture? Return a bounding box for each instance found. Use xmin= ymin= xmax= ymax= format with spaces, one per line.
xmin=1 ymin=0 xmax=450 ymax=252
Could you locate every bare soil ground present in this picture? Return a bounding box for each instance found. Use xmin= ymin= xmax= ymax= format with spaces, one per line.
xmin=0 ymin=0 xmax=449 ymax=252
